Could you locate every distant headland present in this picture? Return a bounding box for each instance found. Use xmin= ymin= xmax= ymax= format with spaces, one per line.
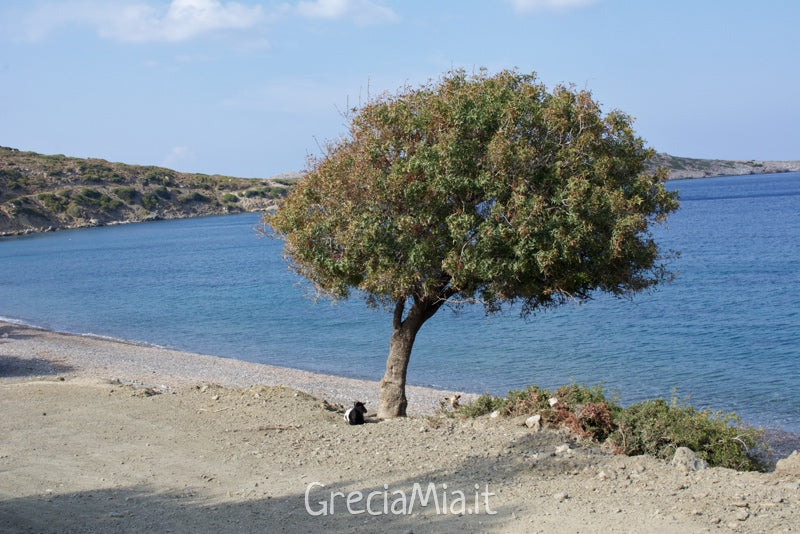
xmin=0 ymin=146 xmax=299 ymax=236
xmin=1 ymin=146 xmax=798 ymax=236
xmin=648 ymin=152 xmax=800 ymax=180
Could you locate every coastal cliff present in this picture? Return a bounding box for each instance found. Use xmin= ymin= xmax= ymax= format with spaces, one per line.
xmin=0 ymin=146 xmax=298 ymax=236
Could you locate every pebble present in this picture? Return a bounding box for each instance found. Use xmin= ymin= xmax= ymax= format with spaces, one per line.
xmin=525 ymin=414 xmax=541 ymax=430
xmin=735 ymin=509 xmax=750 ymax=521
xmin=554 ymin=492 xmax=568 ymax=502
xmin=671 ymin=447 xmax=708 ymax=472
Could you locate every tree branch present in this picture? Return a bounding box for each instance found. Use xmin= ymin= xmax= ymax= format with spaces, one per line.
xmin=393 ymin=297 xmax=406 ymax=331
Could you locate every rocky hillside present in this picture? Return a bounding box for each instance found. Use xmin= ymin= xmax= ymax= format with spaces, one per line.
xmin=0 ymin=147 xmax=298 ymax=236
xmin=3 ymin=146 xmax=798 ymax=236
xmin=648 ymin=152 xmax=800 ymax=180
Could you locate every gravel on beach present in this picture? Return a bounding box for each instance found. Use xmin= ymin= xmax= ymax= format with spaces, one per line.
xmin=0 ymin=321 xmax=470 ymax=415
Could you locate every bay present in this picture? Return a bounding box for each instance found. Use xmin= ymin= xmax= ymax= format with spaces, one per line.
xmin=1 ymin=173 xmax=798 ymax=432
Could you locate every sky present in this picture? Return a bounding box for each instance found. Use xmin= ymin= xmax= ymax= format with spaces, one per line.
xmin=0 ymin=0 xmax=798 ymax=178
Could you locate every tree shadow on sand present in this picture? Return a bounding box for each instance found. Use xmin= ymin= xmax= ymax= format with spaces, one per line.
xmin=0 ymin=475 xmax=513 ymax=533
xmin=0 ymin=356 xmax=74 ymax=378
xmin=0 ymin=324 xmax=39 ymax=341
xmin=0 ymin=324 xmax=75 ymax=378
xmin=0 ymin=430 xmax=605 ymax=533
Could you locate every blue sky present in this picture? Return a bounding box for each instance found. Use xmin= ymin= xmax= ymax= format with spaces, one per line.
xmin=1 ymin=0 xmax=798 ymax=178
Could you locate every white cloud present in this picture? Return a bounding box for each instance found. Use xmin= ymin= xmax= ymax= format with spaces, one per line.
xmin=19 ymin=0 xmax=265 ymax=43
xmin=162 ymin=145 xmax=196 ymax=169
xmin=296 ymin=0 xmax=398 ymax=25
xmin=509 ymin=0 xmax=597 ymax=13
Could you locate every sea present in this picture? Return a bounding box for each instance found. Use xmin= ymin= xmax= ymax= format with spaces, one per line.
xmin=1 ymin=173 xmax=798 ymax=434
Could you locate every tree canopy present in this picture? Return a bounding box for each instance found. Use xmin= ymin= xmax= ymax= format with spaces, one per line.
xmin=267 ymin=69 xmax=679 ymax=417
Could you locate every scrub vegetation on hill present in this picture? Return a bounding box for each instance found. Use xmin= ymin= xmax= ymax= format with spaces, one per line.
xmin=3 ymin=145 xmax=796 ymax=237
xmin=0 ymin=146 xmax=298 ymax=236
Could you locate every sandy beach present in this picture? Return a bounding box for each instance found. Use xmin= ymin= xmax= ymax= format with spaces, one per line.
xmin=1 ymin=320 xmax=799 ymax=533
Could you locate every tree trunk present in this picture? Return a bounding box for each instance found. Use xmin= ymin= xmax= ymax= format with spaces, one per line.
xmin=377 ymin=323 xmax=416 ymax=418
xmin=378 ymin=295 xmax=442 ymax=418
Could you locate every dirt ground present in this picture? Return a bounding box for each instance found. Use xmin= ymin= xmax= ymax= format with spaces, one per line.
xmin=1 ymin=378 xmax=799 ymax=533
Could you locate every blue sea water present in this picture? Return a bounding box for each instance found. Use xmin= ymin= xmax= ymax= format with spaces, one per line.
xmin=1 ymin=173 xmax=798 ymax=432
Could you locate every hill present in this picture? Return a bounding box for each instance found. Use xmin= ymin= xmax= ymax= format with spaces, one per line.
xmin=0 ymin=147 xmax=297 ymax=236
xmin=3 ymin=146 xmax=798 ymax=236
xmin=648 ymin=152 xmax=800 ymax=180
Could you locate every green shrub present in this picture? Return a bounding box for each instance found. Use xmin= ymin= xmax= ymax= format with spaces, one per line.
xmin=505 ymin=385 xmax=557 ymax=415
xmin=9 ymin=198 xmax=46 ymax=218
xmin=38 ymin=193 xmax=69 ymax=213
xmin=77 ymin=188 xmax=101 ymax=201
xmin=74 ymin=188 xmax=121 ymax=210
xmin=243 ymin=189 xmax=264 ymax=198
xmin=456 ymin=394 xmax=506 ymax=418
xmin=140 ymin=191 xmax=159 ymax=210
xmin=66 ymin=203 xmax=83 ymax=218
xmin=214 ymin=177 xmax=240 ymax=191
xmin=459 ymin=383 xmax=768 ymax=471
xmin=154 ymin=186 xmax=171 ymax=200
xmin=222 ymin=193 xmax=239 ymax=203
xmin=113 ymin=187 xmax=137 ymax=203
xmin=608 ymin=398 xmax=767 ymax=471
xmin=142 ymin=169 xmax=175 ymax=186
xmin=243 ymin=186 xmax=289 ymax=199
xmin=78 ymin=161 xmax=124 ymax=184
xmin=178 ymin=191 xmax=211 ymax=203
xmin=101 ymin=196 xmax=122 ymax=210
xmin=188 ymin=175 xmax=214 ymax=190
xmin=0 ymin=168 xmax=24 ymax=186
xmin=554 ymin=383 xmax=610 ymax=405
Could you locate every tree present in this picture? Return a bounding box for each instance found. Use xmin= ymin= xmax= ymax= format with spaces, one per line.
xmin=266 ymin=69 xmax=679 ymax=418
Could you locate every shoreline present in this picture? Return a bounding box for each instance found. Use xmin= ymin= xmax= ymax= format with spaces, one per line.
xmin=2 ymin=319 xmax=798 ymax=457
xmin=0 ymin=320 xmax=470 ymax=416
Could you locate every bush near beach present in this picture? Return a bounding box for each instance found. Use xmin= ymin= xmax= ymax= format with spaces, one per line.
xmin=454 ymin=383 xmax=769 ymax=471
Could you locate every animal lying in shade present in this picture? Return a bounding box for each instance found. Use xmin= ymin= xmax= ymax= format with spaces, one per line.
xmin=344 ymin=401 xmax=367 ymax=425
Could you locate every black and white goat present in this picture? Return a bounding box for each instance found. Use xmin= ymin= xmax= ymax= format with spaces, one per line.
xmin=344 ymin=401 xmax=367 ymax=425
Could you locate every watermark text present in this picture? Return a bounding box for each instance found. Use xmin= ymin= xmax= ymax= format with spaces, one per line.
xmin=305 ymin=481 xmax=497 ymax=516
